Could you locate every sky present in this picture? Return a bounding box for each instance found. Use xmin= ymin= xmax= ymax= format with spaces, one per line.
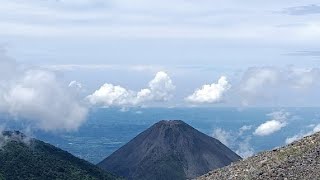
xmin=1 ymin=0 xmax=320 ymax=121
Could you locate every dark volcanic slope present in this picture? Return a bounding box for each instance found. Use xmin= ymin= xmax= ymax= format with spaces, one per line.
xmin=198 ymin=132 xmax=320 ymax=180
xmin=98 ymin=120 xmax=241 ymax=180
xmin=0 ymin=131 xmax=120 ymax=180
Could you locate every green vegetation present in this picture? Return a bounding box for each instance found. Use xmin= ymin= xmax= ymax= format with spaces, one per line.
xmin=0 ymin=172 xmax=5 ymax=180
xmin=0 ymin=135 xmax=121 ymax=180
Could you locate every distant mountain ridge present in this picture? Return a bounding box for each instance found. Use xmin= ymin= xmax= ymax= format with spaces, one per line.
xmin=198 ymin=131 xmax=320 ymax=180
xmin=0 ymin=131 xmax=120 ymax=180
xmin=98 ymin=120 xmax=241 ymax=180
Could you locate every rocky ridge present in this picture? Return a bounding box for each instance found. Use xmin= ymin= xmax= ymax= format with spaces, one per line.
xmin=198 ymin=132 xmax=320 ymax=180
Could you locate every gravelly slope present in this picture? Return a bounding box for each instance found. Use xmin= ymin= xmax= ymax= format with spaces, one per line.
xmin=198 ymin=132 xmax=320 ymax=180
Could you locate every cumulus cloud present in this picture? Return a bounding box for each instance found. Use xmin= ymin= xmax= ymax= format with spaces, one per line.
xmin=289 ymin=68 xmax=320 ymax=89
xmin=212 ymin=125 xmax=254 ymax=158
xmin=87 ymin=83 xmax=133 ymax=106
xmin=254 ymin=111 xmax=289 ymax=136
xmin=254 ymin=120 xmax=286 ymax=136
xmin=239 ymin=67 xmax=320 ymax=106
xmin=144 ymin=71 xmax=175 ymax=101
xmin=87 ymin=71 xmax=175 ymax=107
xmin=186 ymin=76 xmax=231 ymax=104
xmin=0 ymin=52 xmax=88 ymax=131
xmin=240 ymin=67 xmax=279 ymax=94
xmin=285 ymin=123 xmax=320 ymax=144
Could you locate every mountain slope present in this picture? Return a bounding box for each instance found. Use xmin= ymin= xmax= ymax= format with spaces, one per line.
xmin=198 ymin=132 xmax=320 ymax=180
xmin=98 ymin=120 xmax=241 ymax=180
xmin=0 ymin=131 xmax=120 ymax=180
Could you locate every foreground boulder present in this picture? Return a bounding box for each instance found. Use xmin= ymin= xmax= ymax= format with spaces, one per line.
xmin=198 ymin=132 xmax=320 ymax=180
xmin=98 ymin=120 xmax=241 ymax=180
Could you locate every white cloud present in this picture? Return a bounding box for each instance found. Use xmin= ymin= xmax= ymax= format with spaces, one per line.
xmin=212 ymin=126 xmax=254 ymax=158
xmin=239 ymin=125 xmax=252 ymax=135
xmin=39 ymin=65 xmax=320 ymax=107
xmin=0 ymin=53 xmax=88 ymax=132
xmin=186 ymin=76 xmax=231 ymax=104
xmin=268 ymin=111 xmax=291 ymax=122
xmin=87 ymin=71 xmax=175 ymax=107
xmin=146 ymin=71 xmax=175 ymax=101
xmin=0 ymin=128 xmax=32 ymax=149
xmin=288 ymin=68 xmax=320 ymax=89
xmin=239 ymin=67 xmax=320 ymax=106
xmin=236 ymin=137 xmax=254 ymax=158
xmin=285 ymin=134 xmax=303 ymax=144
xmin=87 ymin=83 xmax=134 ymax=106
xmin=240 ymin=67 xmax=279 ymax=94
xmin=254 ymin=111 xmax=289 ymax=136
xmin=285 ymin=123 xmax=320 ymax=144
xmin=254 ymin=120 xmax=286 ymax=136
xmin=212 ymin=128 xmax=232 ymax=146
xmin=2 ymin=70 xmax=88 ymax=131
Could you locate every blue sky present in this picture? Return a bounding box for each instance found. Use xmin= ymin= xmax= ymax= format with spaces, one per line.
xmin=1 ymin=0 xmax=320 ymax=110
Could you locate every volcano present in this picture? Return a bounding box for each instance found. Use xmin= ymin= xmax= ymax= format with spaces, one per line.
xmin=98 ymin=120 xmax=241 ymax=180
